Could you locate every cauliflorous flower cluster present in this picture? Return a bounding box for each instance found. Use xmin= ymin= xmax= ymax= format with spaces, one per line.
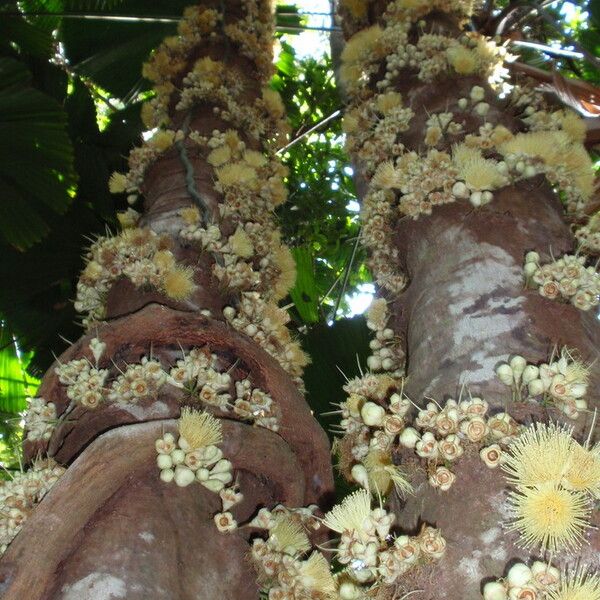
xmin=575 ymin=211 xmax=600 ymax=255
xmin=335 ymin=373 xmax=412 ymax=496
xmin=523 ymin=251 xmax=600 ymax=311
xmin=0 ymin=458 xmax=65 ymax=556
xmin=502 ymin=422 xmax=600 ymax=553
xmin=402 ymin=396 xmax=522 ymax=489
xmin=155 ymin=409 xmax=234 ymax=498
xmin=323 ymin=490 xmax=446 ymax=587
xmin=107 ymin=357 xmax=167 ymax=404
xmin=365 ymin=298 xmax=405 ymax=376
xmin=55 ymin=356 xmax=109 ymax=409
xmin=23 ymin=397 xmax=56 ymax=442
xmin=495 ymin=349 xmax=589 ymax=419
xmin=168 ymin=346 xmax=280 ymax=431
xmin=75 ymin=228 xmax=194 ymax=326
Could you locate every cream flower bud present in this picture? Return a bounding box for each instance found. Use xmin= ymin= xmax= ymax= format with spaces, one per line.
xmin=223 ymin=306 xmax=236 ymax=320
xmin=383 ymin=414 xmax=404 ymax=435
xmin=156 ymin=454 xmax=173 ymax=470
xmin=461 ymin=416 xmax=489 ymax=443
xmin=480 ymin=444 xmax=503 ymax=468
xmin=174 ymin=465 xmax=195 ymax=487
xmin=508 ymin=585 xmax=538 ymax=600
xmin=521 ymin=365 xmax=539 ymax=384
xmin=399 ymin=427 xmax=420 ymax=448
xmin=160 ymin=468 xmax=175 ymax=483
xmin=202 ymin=479 xmax=225 ymax=492
xmin=415 ymin=431 xmax=438 ymax=458
xmin=171 ymin=449 xmax=186 ymax=465
xmin=523 ymin=262 xmax=538 ymax=277
xmin=214 ymin=511 xmax=237 ymax=533
xmin=483 ymin=581 xmax=508 ymax=600
xmin=429 ymin=466 xmax=455 ymax=491
xmin=452 ymin=181 xmax=469 ymax=198
xmin=530 ymin=561 xmax=560 ymax=589
xmin=527 ymin=379 xmax=545 ymax=397
xmin=507 ymin=563 xmax=532 ymax=588
xmin=458 ymin=98 xmax=468 ymax=109
xmin=339 ymin=582 xmax=361 ymax=599
xmin=470 ymin=191 xmax=482 ymax=207
xmin=438 ymin=434 xmax=463 ymax=461
xmin=361 ymin=401 xmax=385 ymax=427
xmin=509 ymin=356 xmax=526 ymax=380
xmin=367 ymin=356 xmax=382 ymax=371
xmin=496 ymin=364 xmax=514 ymax=386
xmin=525 ymin=251 xmax=540 ymax=264
xmin=351 ymin=464 xmax=370 ymax=489
xmin=470 ymin=86 xmax=485 ymax=102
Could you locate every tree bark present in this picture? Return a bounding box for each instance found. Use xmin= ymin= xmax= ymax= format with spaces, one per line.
xmin=338 ymin=2 xmax=600 ymax=598
xmin=0 ymin=2 xmax=333 ymax=598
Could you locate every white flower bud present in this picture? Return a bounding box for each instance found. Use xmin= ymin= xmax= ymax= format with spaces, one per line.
xmin=483 ymin=581 xmax=508 ymax=600
xmin=174 ymin=465 xmax=195 ymax=487
xmin=507 ymin=563 xmax=532 ymax=587
xmin=202 ymin=478 xmax=225 ymax=492
xmin=496 ymin=364 xmax=514 ymax=386
xmin=157 ymin=454 xmax=173 ymax=470
xmin=361 ymin=402 xmax=385 ymax=426
xmin=160 ymin=468 xmax=175 ymax=483
xmin=452 ymin=181 xmax=469 ymax=198
xmin=382 ymin=328 xmax=394 ymax=339
xmin=470 ymin=86 xmax=485 ymax=102
xmin=196 ymin=468 xmax=210 ymax=481
xmin=381 ymin=358 xmax=395 ymax=370
xmin=510 ymin=355 xmax=527 ymax=381
xmin=525 ymin=251 xmax=540 ymax=264
xmin=523 ymin=262 xmax=538 ymax=277
xmin=458 ymin=98 xmax=468 ymax=109
xmin=521 ymin=365 xmax=539 ymax=384
xmin=399 ymin=427 xmax=420 ymax=448
xmin=171 ymin=449 xmax=186 ymax=465
xmin=470 ymin=191 xmax=483 ymax=207
xmin=223 ymin=306 xmax=236 ymax=320
xmin=476 ymin=102 xmax=490 ymax=116
xmin=367 ymin=356 xmax=382 ymax=371
xmin=481 ymin=191 xmax=493 ymax=205
xmin=524 ymin=164 xmax=537 ymax=177
xmin=528 ymin=378 xmax=545 ymax=397
xmin=351 ymin=464 xmax=370 ymax=489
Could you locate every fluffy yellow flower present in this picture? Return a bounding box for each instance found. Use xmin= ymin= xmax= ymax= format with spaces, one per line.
xmin=108 ymin=172 xmax=128 ymax=194
xmin=179 ymin=408 xmax=223 ymax=449
xmin=507 ymin=482 xmax=591 ymax=553
xmin=560 ymin=110 xmax=587 ymax=144
xmin=547 ymin=566 xmax=600 ymax=600
xmin=447 ymin=46 xmax=478 ymax=74
xmin=363 ymin=449 xmax=412 ymax=496
xmin=161 ymin=266 xmax=196 ymax=300
xmin=228 ymin=228 xmax=253 ymax=259
xmin=207 ymin=145 xmax=232 ymax=167
xmin=215 ymin=163 xmax=257 ymax=187
xmin=272 ymin=245 xmax=297 ymax=299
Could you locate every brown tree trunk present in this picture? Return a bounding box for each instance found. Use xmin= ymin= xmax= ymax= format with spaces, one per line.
xmin=0 ymin=2 xmax=333 ymax=598
xmin=338 ymin=2 xmax=600 ymax=598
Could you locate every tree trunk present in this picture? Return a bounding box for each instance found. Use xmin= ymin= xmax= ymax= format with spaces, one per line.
xmin=0 ymin=2 xmax=333 ymax=598
xmin=338 ymin=1 xmax=599 ymax=598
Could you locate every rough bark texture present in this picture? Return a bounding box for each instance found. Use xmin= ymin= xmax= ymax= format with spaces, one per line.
xmin=0 ymin=2 xmax=334 ymax=598
xmin=339 ymin=4 xmax=600 ymax=599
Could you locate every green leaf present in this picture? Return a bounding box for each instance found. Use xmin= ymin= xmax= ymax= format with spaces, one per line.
xmin=302 ymin=316 xmax=371 ymax=439
xmin=0 ymin=323 xmax=38 ymax=414
xmin=0 ymin=57 xmax=75 ymax=249
xmin=290 ymin=246 xmax=320 ymax=324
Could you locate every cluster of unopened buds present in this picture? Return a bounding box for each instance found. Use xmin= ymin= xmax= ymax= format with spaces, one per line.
xmin=108 ymin=357 xmax=167 ymax=403
xmin=24 ymin=397 xmax=56 ymax=442
xmin=496 ymin=349 xmax=588 ymax=419
xmin=523 ymin=251 xmax=599 ymax=311
xmin=169 ymin=346 xmax=280 ymax=431
xmin=0 ymin=459 xmax=65 ymax=556
xmin=399 ymin=396 xmax=521 ymax=490
xmin=55 ymin=355 xmax=108 ymax=409
xmin=156 ymin=409 xmax=236 ymax=509
xmin=365 ymin=298 xmax=404 ymax=377
xmin=483 ymin=561 xmax=561 ymax=600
